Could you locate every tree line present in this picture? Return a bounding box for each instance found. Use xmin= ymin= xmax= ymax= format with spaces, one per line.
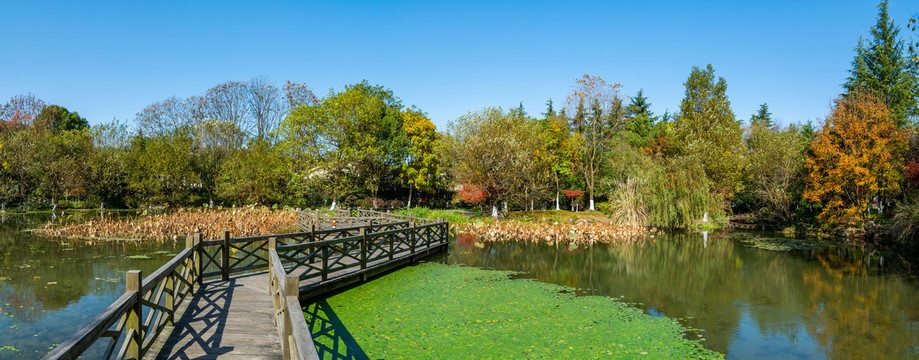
xmin=1 ymin=1 xmax=918 ymax=236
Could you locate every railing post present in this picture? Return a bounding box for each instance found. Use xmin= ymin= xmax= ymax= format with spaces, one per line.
xmin=165 ymin=271 xmax=175 ymax=326
xmin=438 ymin=217 xmax=445 ymax=245
xmin=185 ymin=235 xmax=195 ymax=294
xmin=360 ymin=227 xmax=367 ymax=270
xmin=222 ymin=230 xmax=231 ymax=281
xmin=321 ymin=245 xmax=329 ymax=281
xmin=284 ymin=275 xmax=300 ymax=360
xmin=389 ymin=233 xmax=394 ymax=260
xmin=410 ymin=221 xmax=416 ymax=254
xmin=126 ymin=270 xmax=142 ymax=360
xmin=195 ymin=233 xmax=203 ymax=285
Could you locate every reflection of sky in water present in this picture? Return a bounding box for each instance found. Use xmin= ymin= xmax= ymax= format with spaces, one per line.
xmin=0 ymin=212 xmax=172 ymax=359
xmin=726 ymin=302 xmax=823 ymax=360
xmin=447 ymin=230 xmax=919 ymax=359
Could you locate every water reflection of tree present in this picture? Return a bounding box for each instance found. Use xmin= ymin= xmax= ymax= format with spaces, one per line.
xmin=0 ymin=223 xmax=172 ymax=323
xmin=448 ymin=231 xmax=919 ymax=358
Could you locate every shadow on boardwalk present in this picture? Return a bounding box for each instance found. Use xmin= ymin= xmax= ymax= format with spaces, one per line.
xmin=154 ymin=279 xmax=236 ymax=359
xmin=151 ymin=273 xmax=283 ymax=360
xmin=303 ymin=299 xmax=370 ymax=360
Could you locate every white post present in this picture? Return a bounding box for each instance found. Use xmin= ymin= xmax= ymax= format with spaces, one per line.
xmin=330 ymin=200 xmax=336 ymax=210
xmin=556 ymin=195 xmax=560 ymax=211
xmin=492 ymin=205 xmax=498 ymax=218
xmin=589 ymin=199 xmax=595 ymax=211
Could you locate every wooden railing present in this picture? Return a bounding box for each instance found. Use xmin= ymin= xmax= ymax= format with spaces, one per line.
xmin=269 ymin=240 xmax=321 ymax=360
xmin=43 ymin=210 xmax=449 ymax=360
xmin=279 ymin=222 xmax=448 ymax=283
xmin=298 ymin=208 xmax=438 ymax=231
xmin=42 ymin=235 xmax=202 ymax=360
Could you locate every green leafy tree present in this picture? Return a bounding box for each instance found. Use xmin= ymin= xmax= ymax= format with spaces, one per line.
xmin=565 ymin=75 xmax=627 ymax=210
xmin=746 ymin=123 xmax=808 ymax=223
xmin=192 ymin=119 xmax=246 ymax=206
xmin=34 ymin=105 xmax=88 ymax=132
xmin=440 ymin=107 xmax=549 ymax=214
xmin=540 ymin=105 xmax=574 ymax=210
xmin=281 ymin=81 xmax=407 ymax=204
xmin=217 ymin=139 xmax=290 ymax=205
xmin=0 ymin=128 xmax=41 ymax=205
xmin=33 ymin=129 xmax=94 ymax=205
xmin=85 ymin=121 xmax=131 ymax=207
xmin=126 ymin=128 xmax=199 ymax=206
xmin=400 ymin=108 xmax=441 ymax=207
xmin=669 ymin=64 xmax=746 ymax=196
xmin=844 ymin=1 xmax=919 ymax=127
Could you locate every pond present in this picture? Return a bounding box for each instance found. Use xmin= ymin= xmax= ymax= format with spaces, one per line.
xmin=443 ymin=230 xmax=919 ymax=359
xmin=0 ymin=212 xmax=177 ymax=359
xmin=5 ymin=213 xmax=919 ymax=359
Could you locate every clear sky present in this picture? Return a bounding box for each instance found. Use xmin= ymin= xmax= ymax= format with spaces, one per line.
xmin=1 ymin=0 xmax=917 ymax=130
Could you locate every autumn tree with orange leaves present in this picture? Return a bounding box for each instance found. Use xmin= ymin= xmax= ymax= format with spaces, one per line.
xmin=804 ymin=91 xmax=905 ymax=227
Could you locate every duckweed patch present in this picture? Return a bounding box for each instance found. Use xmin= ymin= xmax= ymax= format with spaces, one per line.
xmin=735 ymin=236 xmax=831 ymax=251
xmin=307 ymin=263 xmax=722 ymax=359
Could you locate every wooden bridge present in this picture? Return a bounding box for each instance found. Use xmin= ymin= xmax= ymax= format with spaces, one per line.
xmin=729 ymin=213 xmax=760 ymax=229
xmin=42 ymin=209 xmax=450 ymax=360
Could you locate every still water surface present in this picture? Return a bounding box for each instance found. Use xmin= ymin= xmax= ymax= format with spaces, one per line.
xmin=444 ymin=231 xmax=919 ymax=360
xmin=0 ymin=212 xmax=175 ymax=359
xmin=3 ymin=213 xmax=919 ymax=359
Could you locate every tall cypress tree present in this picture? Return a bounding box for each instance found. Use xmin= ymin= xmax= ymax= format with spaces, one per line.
xmin=749 ymin=103 xmax=773 ymax=128
xmin=670 ymin=64 xmax=746 ymax=195
xmin=844 ymin=0 xmax=919 ymax=127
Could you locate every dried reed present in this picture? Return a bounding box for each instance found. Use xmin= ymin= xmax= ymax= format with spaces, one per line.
xmin=36 ymin=206 xmax=298 ymax=242
xmin=460 ymin=220 xmax=651 ymax=245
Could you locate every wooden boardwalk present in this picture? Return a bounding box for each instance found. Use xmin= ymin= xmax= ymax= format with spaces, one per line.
xmin=147 ymin=273 xmax=282 ymax=360
xmin=45 ymin=210 xmax=449 ymax=360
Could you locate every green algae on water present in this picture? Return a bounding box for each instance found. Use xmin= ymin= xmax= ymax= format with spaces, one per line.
xmin=305 ymin=262 xmax=723 ymax=359
xmin=735 ymin=236 xmax=831 ymax=252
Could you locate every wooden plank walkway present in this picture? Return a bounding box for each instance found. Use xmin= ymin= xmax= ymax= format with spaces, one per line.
xmin=147 ymin=242 xmax=448 ymax=359
xmin=146 ymin=273 xmax=282 ymax=360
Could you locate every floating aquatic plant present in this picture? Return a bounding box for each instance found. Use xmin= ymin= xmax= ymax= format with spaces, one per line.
xmin=308 ymin=263 xmax=722 ymax=359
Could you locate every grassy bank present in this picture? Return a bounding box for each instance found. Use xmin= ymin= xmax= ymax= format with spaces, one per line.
xmin=306 ymin=262 xmax=722 ymax=359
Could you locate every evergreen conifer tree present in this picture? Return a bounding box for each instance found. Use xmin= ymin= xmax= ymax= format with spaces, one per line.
xmin=844 ymin=0 xmax=919 ymax=127
xmin=749 ymin=103 xmax=773 ymax=128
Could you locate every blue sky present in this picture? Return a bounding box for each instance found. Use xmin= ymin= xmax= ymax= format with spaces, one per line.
xmin=1 ymin=0 xmax=917 ymax=129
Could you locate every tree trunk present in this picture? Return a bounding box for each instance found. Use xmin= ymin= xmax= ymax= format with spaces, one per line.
xmin=588 ymin=187 xmax=595 ymax=211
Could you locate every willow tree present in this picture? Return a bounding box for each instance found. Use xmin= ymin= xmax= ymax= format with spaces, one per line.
xmin=669 ymin=64 xmax=746 ymax=197
xmin=804 ymin=91 xmax=905 ymax=227
xmin=565 ymin=75 xmax=627 ymax=211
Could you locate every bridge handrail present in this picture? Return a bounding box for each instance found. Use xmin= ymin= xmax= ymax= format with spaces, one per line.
xmin=45 ymin=213 xmax=449 ymax=359
xmin=269 ymin=243 xmax=321 ymax=360
xmin=43 ymin=235 xmax=201 ymax=360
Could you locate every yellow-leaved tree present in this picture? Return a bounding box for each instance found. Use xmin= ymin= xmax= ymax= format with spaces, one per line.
xmin=804 ymin=91 xmax=905 ymax=227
